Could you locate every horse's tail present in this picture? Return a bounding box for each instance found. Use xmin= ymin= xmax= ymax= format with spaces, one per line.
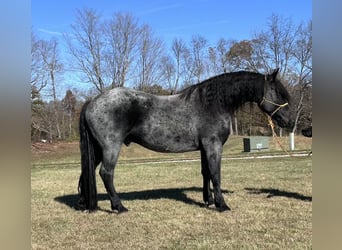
xmin=78 ymin=100 xmax=98 ymax=211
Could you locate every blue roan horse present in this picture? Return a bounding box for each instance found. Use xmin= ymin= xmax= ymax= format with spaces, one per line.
xmin=78 ymin=69 xmax=293 ymax=213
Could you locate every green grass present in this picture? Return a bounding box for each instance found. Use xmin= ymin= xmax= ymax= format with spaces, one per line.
xmin=31 ymin=136 xmax=312 ymax=249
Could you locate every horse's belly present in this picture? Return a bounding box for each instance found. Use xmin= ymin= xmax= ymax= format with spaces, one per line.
xmin=128 ymin=125 xmax=199 ymax=153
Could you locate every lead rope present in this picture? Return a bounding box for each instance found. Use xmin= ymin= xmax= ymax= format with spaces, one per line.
xmin=266 ymin=114 xmax=292 ymax=156
xmin=260 ymin=97 xmax=292 ymax=155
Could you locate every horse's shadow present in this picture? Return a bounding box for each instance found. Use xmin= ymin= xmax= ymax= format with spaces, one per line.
xmin=245 ymin=187 xmax=312 ymax=202
xmin=54 ymin=186 xmax=233 ymax=211
xmin=55 ymin=187 xmax=311 ymax=212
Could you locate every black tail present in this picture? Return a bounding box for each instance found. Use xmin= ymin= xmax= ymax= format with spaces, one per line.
xmin=78 ymin=101 xmax=98 ymax=211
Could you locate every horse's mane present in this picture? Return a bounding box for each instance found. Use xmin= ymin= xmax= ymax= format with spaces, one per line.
xmin=178 ymin=71 xmax=265 ymax=111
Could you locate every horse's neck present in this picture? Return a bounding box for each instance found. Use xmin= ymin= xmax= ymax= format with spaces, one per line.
xmin=224 ymin=80 xmax=264 ymax=111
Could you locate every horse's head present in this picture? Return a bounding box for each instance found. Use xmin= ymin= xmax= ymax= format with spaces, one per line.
xmin=259 ymin=69 xmax=294 ymax=129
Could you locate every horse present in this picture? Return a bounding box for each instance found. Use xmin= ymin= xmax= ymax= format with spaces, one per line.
xmin=78 ymin=68 xmax=293 ymax=213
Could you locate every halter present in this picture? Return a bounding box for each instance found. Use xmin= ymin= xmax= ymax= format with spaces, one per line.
xmin=260 ymin=97 xmax=288 ymax=117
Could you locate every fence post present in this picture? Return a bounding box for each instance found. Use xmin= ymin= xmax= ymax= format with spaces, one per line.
xmin=289 ymin=132 xmax=295 ymax=151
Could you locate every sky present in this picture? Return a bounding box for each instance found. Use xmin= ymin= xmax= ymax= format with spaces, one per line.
xmin=31 ymin=0 xmax=312 ymax=97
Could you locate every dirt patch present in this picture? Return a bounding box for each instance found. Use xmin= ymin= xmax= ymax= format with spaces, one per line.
xmin=32 ymin=141 xmax=78 ymax=153
xmin=31 ymin=141 xmax=80 ymax=162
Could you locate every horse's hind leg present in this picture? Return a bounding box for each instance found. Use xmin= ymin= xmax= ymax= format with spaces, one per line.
xmin=100 ymin=144 xmax=128 ymax=213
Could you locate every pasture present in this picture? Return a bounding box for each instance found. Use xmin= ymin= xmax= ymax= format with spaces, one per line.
xmin=31 ymin=136 xmax=312 ymax=249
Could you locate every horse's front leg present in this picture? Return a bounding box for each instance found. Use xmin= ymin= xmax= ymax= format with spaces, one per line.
xmin=200 ymin=149 xmax=214 ymax=206
xmin=201 ymin=138 xmax=230 ymax=212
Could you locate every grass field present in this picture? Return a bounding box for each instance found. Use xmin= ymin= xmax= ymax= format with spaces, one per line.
xmin=31 ymin=136 xmax=312 ymax=249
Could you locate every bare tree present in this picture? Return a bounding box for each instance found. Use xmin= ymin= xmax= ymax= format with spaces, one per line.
xmin=161 ymin=38 xmax=188 ymax=93
xmin=31 ymin=31 xmax=48 ymax=94
xmin=40 ymin=38 xmax=63 ymax=139
xmin=135 ymin=25 xmax=164 ymax=90
xmin=170 ymin=38 xmax=188 ymax=92
xmin=161 ymin=55 xmax=175 ymax=93
xmin=190 ymin=35 xmax=208 ymax=83
xmin=62 ymin=90 xmax=77 ymax=138
xmin=250 ymin=14 xmax=297 ymax=76
xmin=208 ymin=38 xmax=234 ymax=74
xmin=31 ymin=31 xmax=49 ymax=141
xmin=105 ymin=12 xmax=141 ymax=87
xmin=208 ymin=46 xmax=218 ymax=74
xmin=290 ymin=20 xmax=312 ymax=133
xmin=66 ymin=8 xmax=106 ymax=92
xmin=180 ymin=46 xmax=195 ymax=87
xmin=31 ymin=33 xmax=63 ymax=142
xmin=293 ymin=20 xmax=312 ymax=74
xmin=31 ymin=31 xmax=48 ymax=141
xmin=67 ymin=9 xmax=167 ymax=92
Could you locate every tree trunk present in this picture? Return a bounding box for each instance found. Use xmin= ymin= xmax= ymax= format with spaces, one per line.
xmin=50 ymin=70 xmax=61 ymax=139
xmin=292 ymin=90 xmax=304 ymax=134
xmin=68 ymin=113 xmax=72 ymax=137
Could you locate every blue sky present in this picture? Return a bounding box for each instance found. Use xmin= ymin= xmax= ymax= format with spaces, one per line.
xmin=32 ymin=0 xmax=311 ymax=46
xmin=32 ymin=0 xmax=312 ymax=96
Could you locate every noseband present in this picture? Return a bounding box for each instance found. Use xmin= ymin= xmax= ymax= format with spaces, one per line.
xmin=260 ymin=97 xmax=288 ymax=117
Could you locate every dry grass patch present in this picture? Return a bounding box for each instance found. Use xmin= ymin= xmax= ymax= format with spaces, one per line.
xmin=32 ymin=152 xmax=311 ymax=249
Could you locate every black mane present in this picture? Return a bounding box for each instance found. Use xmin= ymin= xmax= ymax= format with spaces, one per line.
xmin=178 ymin=71 xmax=265 ymax=112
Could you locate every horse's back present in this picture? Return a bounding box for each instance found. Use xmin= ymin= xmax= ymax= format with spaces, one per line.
xmin=85 ymin=88 xmax=202 ymax=152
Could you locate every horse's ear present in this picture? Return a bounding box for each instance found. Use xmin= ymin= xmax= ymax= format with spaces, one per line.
xmin=272 ymin=68 xmax=280 ymax=81
xmin=265 ymin=68 xmax=280 ymax=82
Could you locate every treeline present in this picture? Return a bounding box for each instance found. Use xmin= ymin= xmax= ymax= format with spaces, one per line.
xmin=31 ymin=9 xmax=312 ymax=142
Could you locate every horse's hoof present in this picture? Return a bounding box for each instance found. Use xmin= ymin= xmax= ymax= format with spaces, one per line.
xmin=82 ymin=207 xmax=98 ymax=213
xmin=216 ymin=204 xmax=231 ymax=212
xmin=117 ymin=206 xmax=128 ymax=214
xmin=204 ymin=199 xmax=214 ymax=207
xmin=112 ymin=204 xmax=129 ymax=214
xmin=78 ymin=198 xmax=86 ymax=210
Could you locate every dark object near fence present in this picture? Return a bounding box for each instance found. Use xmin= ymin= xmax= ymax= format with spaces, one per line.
xmin=78 ymin=69 xmax=293 ymax=213
xmin=302 ymin=126 xmax=312 ymax=137
xmin=243 ymin=136 xmax=269 ymax=152
xmin=301 ymin=126 xmax=312 ymax=156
